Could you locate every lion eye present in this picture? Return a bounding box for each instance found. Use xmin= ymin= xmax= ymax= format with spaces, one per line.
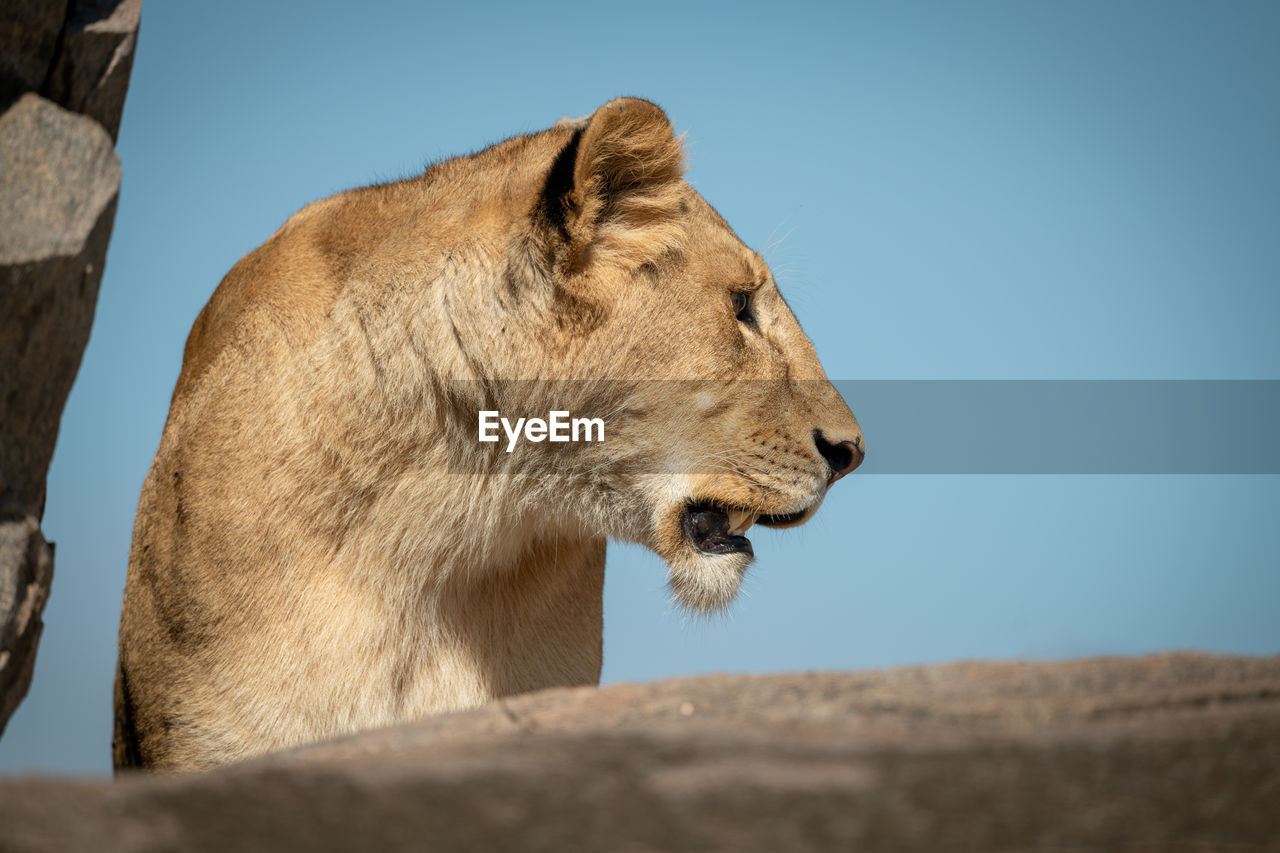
xmin=732 ymin=291 xmax=753 ymax=325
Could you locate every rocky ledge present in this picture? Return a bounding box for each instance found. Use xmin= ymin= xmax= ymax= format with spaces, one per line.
xmin=2 ymin=653 xmax=1277 ymax=851
xmin=1 ymin=0 xmax=140 ymax=738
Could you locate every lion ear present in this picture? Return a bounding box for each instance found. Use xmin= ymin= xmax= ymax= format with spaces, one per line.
xmin=543 ymin=98 xmax=686 ymax=266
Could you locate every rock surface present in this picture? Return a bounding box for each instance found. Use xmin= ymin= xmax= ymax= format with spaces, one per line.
xmin=0 ymin=0 xmax=139 ymax=738
xmin=0 ymin=93 xmax=121 ymax=512
xmin=0 ymin=512 xmax=53 ymax=734
xmin=42 ymin=0 xmax=141 ymax=142
xmin=0 ymin=2 xmax=64 ymax=108
xmin=1 ymin=654 xmax=1276 ymax=851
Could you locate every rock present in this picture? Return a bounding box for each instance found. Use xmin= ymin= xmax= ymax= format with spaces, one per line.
xmin=0 ymin=1 xmax=65 ymax=108
xmin=0 ymin=654 xmax=1276 ymax=851
xmin=0 ymin=90 xmax=118 ymax=737
xmin=0 ymin=93 xmax=121 ymax=515
xmin=0 ymin=512 xmax=53 ymax=738
xmin=0 ymin=0 xmax=137 ymax=739
xmin=43 ymin=0 xmax=141 ymax=142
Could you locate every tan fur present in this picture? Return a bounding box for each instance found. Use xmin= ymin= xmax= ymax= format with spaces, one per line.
xmin=114 ymin=98 xmax=863 ymax=770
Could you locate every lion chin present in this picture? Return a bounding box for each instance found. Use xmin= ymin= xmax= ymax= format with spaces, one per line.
xmin=639 ymin=465 xmax=839 ymax=612
xmin=661 ymin=498 xmax=825 ymax=612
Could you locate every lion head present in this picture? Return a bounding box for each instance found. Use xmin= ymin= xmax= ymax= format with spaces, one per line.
xmin=443 ymin=98 xmax=864 ymax=611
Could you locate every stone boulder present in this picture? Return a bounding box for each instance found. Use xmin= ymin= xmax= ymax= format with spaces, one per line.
xmin=0 ymin=93 xmax=121 ymax=514
xmin=0 ymin=0 xmax=139 ymax=738
xmin=0 ymin=2 xmax=65 ymax=107
xmin=0 ymin=654 xmax=1276 ymax=851
xmin=0 ymin=512 xmax=52 ymax=733
xmin=42 ymin=0 xmax=141 ymax=143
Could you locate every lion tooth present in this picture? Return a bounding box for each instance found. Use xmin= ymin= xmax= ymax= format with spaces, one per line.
xmin=726 ymin=509 xmax=747 ymax=534
xmin=727 ymin=510 xmax=759 ymax=536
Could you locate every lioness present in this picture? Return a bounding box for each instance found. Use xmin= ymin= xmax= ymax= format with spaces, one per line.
xmin=114 ymin=98 xmax=864 ymax=770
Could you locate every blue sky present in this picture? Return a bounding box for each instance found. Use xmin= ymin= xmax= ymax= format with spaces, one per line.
xmin=3 ymin=1 xmax=1278 ymax=774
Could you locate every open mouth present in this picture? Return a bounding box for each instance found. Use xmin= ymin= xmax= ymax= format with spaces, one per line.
xmin=680 ymin=501 xmax=811 ymax=556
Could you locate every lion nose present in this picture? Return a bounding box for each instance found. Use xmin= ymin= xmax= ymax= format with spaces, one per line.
xmin=814 ymin=430 xmax=864 ymax=484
